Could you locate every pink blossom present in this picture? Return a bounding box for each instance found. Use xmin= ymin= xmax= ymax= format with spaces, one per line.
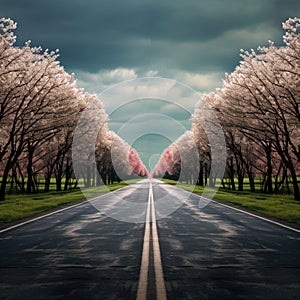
xmin=128 ymin=148 xmax=149 ymax=177
xmin=151 ymin=147 xmax=172 ymax=177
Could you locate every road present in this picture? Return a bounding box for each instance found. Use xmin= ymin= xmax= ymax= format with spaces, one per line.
xmin=0 ymin=179 xmax=300 ymax=299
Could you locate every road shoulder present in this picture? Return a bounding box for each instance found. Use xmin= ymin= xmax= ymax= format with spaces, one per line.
xmin=208 ymin=196 xmax=300 ymax=232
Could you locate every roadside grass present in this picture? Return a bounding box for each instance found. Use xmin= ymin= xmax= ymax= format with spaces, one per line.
xmin=2 ymin=177 xmax=299 ymax=226
xmin=163 ymin=179 xmax=300 ymax=225
xmin=0 ymin=181 xmax=131 ymax=225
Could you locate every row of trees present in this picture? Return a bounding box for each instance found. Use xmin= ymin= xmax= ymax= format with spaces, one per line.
xmin=1 ymin=17 xmax=298 ymax=201
xmin=0 ymin=18 xmax=147 ymax=200
xmin=153 ymin=18 xmax=300 ymax=200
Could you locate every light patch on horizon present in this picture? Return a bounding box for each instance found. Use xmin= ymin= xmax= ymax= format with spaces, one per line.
xmin=75 ymin=67 xmax=224 ymax=95
xmin=131 ymin=134 xmax=172 ymax=169
xmin=104 ymin=96 xmax=193 ymax=148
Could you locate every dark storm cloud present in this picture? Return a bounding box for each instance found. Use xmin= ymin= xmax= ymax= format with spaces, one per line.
xmin=1 ymin=0 xmax=299 ymax=74
xmin=1 ymin=0 xmax=298 ymax=156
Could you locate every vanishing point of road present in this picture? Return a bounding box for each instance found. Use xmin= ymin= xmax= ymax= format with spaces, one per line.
xmin=1 ymin=179 xmax=300 ymax=299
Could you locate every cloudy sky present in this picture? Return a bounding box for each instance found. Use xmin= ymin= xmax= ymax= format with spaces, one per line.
xmin=1 ymin=0 xmax=299 ymax=168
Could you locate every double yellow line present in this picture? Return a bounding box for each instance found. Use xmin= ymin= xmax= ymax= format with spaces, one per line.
xmin=136 ymin=181 xmax=167 ymax=300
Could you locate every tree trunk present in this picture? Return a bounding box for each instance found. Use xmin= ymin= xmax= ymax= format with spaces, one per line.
xmin=9 ymin=168 xmax=16 ymax=194
xmin=237 ymin=175 xmax=244 ymax=191
xmin=91 ymin=163 xmax=96 ymax=187
xmin=64 ymin=158 xmax=72 ymax=191
xmin=197 ymin=161 xmax=204 ymax=186
xmin=44 ymin=176 xmax=51 ymax=192
xmin=96 ymin=163 xmax=102 ymax=186
xmin=0 ymin=164 xmax=11 ymax=201
xmin=264 ymin=145 xmax=273 ymax=194
xmin=26 ymin=143 xmax=35 ymax=194
xmin=288 ymin=162 xmax=300 ymax=201
xmin=204 ymin=163 xmax=208 ymax=186
xmin=56 ymin=177 xmax=62 ymax=191
xmin=16 ymin=162 xmax=26 ymax=193
xmin=100 ymin=169 xmax=107 ymax=185
xmin=86 ymin=165 xmax=91 ymax=188
xmin=64 ymin=170 xmax=70 ymax=191
xmin=228 ymin=158 xmax=236 ymax=191
xmin=248 ymin=174 xmax=255 ymax=192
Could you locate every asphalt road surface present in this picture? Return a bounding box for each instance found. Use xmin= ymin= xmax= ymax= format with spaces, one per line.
xmin=1 ymin=179 xmax=300 ymax=300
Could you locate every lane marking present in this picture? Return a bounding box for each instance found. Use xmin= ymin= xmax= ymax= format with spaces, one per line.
xmin=150 ymin=182 xmax=167 ymax=300
xmin=210 ymin=198 xmax=300 ymax=234
xmin=0 ymin=200 xmax=89 ymax=234
xmin=0 ymin=184 xmax=134 ymax=235
xmin=188 ymin=192 xmax=300 ymax=234
xmin=136 ymin=186 xmax=151 ymax=300
xmin=159 ymin=181 xmax=300 ymax=234
xmin=137 ymin=181 xmax=167 ymax=300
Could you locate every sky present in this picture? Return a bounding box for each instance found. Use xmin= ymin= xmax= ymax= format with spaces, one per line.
xmin=1 ymin=0 xmax=299 ymax=168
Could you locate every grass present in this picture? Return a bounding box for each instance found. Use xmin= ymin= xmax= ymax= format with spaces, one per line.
xmin=0 ymin=181 xmax=130 ymax=225
xmin=2 ymin=178 xmax=299 ymax=226
xmin=163 ymin=179 xmax=300 ymax=225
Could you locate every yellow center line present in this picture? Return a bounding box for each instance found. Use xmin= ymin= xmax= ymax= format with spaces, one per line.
xmin=136 ymin=183 xmax=151 ymax=300
xmin=150 ymin=182 xmax=167 ymax=300
xmin=136 ymin=181 xmax=167 ymax=300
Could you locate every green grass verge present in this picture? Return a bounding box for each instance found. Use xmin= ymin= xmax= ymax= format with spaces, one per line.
xmin=0 ymin=181 xmax=131 ymax=225
xmin=163 ymin=179 xmax=300 ymax=225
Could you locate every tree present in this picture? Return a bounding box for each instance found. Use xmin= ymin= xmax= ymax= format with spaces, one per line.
xmin=151 ymin=131 xmax=199 ymax=184
xmin=189 ymin=18 xmax=299 ymax=200
xmin=0 ymin=18 xmax=103 ymax=198
xmin=209 ymin=18 xmax=300 ymax=199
